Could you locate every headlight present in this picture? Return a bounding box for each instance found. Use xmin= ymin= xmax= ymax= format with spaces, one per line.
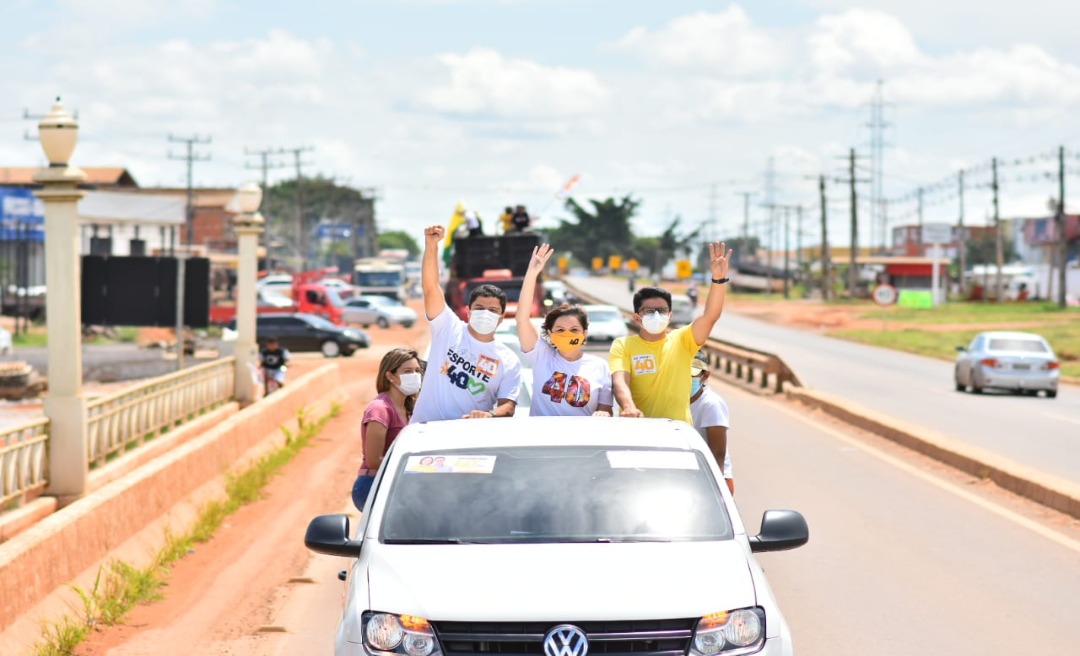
xmin=690 ymin=608 xmax=766 ymax=656
xmin=363 ymin=612 xmax=442 ymax=656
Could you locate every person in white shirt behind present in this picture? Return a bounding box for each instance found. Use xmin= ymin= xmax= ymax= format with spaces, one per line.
xmin=689 ymin=350 xmax=734 ymax=495
xmin=516 ymin=243 xmax=613 ymax=416
xmin=411 ymin=225 xmax=521 ymax=423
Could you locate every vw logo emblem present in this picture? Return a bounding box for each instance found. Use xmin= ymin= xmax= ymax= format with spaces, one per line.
xmin=543 ymin=625 xmax=589 ymax=656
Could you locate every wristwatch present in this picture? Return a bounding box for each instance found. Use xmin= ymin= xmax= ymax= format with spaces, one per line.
xmin=711 ymin=277 xmax=729 ymax=284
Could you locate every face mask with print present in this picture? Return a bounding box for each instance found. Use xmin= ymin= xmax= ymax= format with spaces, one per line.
xmin=549 ymin=331 xmax=585 ymax=355
xmin=690 ymin=376 xmax=702 ymax=398
xmin=640 ymin=311 xmax=670 ymax=334
xmin=469 ymin=308 xmax=500 ymax=335
xmin=396 ymin=371 xmax=422 ymax=395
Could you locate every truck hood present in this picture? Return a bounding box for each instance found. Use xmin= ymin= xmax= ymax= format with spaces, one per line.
xmin=365 ymin=541 xmax=755 ymax=621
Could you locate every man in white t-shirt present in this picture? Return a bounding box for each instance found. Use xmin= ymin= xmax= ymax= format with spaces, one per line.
xmin=689 ymin=351 xmax=734 ymax=495
xmin=411 ymin=225 xmax=522 ymax=423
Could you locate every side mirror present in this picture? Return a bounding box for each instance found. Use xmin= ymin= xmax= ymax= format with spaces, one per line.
xmin=305 ymin=514 xmax=363 ymax=557
xmin=955 ymin=345 xmax=966 ymax=352
xmin=749 ymin=509 xmax=808 ymax=553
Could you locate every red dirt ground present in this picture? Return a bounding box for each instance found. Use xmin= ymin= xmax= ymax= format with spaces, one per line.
xmin=68 ymin=303 xmax=432 ymax=656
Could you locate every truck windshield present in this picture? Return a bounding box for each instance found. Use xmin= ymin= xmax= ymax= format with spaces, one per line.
xmin=356 ymin=271 xmax=403 ymax=287
xmin=380 ymin=446 xmax=732 ymax=544
xmin=467 ymin=282 xmax=522 ymax=302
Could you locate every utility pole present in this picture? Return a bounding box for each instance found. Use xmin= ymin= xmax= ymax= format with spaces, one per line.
xmin=707 ymin=184 xmax=719 ymax=243
xmin=867 ymin=80 xmax=890 ymax=253
xmin=992 ymin=157 xmax=1003 ymax=303
xmin=167 ymin=133 xmax=211 ymax=371
xmin=848 ymin=148 xmax=859 ymax=295
xmin=819 ymin=175 xmax=831 ymax=300
xmin=958 ymin=170 xmax=967 ymax=299
xmin=736 ymin=191 xmax=754 ymax=241
xmin=245 ymin=147 xmax=289 ymax=270
xmin=1057 ymin=145 xmax=1067 ymax=309
xmin=916 ymin=187 xmax=924 ymax=255
xmin=167 ymin=134 xmax=212 ymax=248
xmin=283 ymin=146 xmax=315 ymax=270
xmin=783 ymin=207 xmax=791 ymax=299
xmin=796 ymin=205 xmax=804 ymax=271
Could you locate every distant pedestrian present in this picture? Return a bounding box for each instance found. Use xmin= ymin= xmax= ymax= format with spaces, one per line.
xmin=686 ymin=281 xmax=699 ymax=307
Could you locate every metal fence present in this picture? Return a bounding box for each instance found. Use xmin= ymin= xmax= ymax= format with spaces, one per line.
xmin=0 ymin=417 xmax=49 ymax=507
xmin=86 ymin=358 xmax=236 ymax=467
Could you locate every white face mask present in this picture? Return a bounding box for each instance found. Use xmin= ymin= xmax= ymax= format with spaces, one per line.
xmin=640 ymin=312 xmax=670 ymax=334
xmin=469 ymin=308 xmax=501 ymax=335
xmin=395 ymin=372 xmax=422 ymax=396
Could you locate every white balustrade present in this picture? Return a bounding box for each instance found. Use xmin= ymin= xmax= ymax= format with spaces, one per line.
xmin=85 ymin=358 xmax=236 ymax=467
xmin=0 ymin=418 xmax=50 ymax=507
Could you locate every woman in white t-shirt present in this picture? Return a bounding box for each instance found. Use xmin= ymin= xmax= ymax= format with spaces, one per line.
xmin=517 ymin=244 xmax=613 ymax=416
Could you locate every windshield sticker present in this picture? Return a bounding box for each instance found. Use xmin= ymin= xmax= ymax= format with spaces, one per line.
xmin=405 ymin=455 xmax=497 ymax=474
xmin=606 ymin=451 xmax=698 ymax=470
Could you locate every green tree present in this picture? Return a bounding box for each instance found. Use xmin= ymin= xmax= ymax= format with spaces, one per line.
xmin=546 ymin=195 xmax=639 ymax=265
xmin=378 ymin=230 xmax=420 ymax=257
xmin=966 ymin=231 xmax=1016 ymax=265
xmin=262 ymin=176 xmax=375 ymax=270
xmin=652 ymin=216 xmax=700 ymax=273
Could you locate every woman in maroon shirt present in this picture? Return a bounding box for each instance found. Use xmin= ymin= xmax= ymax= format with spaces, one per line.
xmin=351 ymin=348 xmax=423 ymax=511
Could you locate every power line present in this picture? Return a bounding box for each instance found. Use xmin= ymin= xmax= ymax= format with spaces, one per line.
xmin=245 ymin=146 xmax=291 ymax=268
xmin=167 ymin=133 xmax=212 ymax=248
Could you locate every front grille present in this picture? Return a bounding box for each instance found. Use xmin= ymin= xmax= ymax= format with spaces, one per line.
xmin=432 ymin=618 xmax=696 ymax=656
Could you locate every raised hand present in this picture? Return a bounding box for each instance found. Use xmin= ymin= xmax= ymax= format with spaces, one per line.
xmin=709 ymin=242 xmax=732 ymax=279
xmin=527 ymin=244 xmax=554 ymax=277
xmin=424 ymin=225 xmax=445 ymax=246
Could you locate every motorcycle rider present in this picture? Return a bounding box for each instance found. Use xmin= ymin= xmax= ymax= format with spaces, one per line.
xmin=260 ymin=337 xmax=290 ymax=391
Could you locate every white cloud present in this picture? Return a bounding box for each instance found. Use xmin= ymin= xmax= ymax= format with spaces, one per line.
xmin=614 ymin=5 xmax=786 ymax=76
xmin=419 ymin=48 xmax=610 ymax=117
xmin=807 ymin=9 xmax=923 ymax=74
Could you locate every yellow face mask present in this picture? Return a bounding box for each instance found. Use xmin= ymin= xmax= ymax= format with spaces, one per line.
xmin=549 ymin=331 xmax=585 ymax=354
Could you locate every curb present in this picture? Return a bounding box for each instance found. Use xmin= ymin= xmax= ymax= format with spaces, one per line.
xmin=787 ymin=386 xmax=1080 ymax=521
xmin=0 ymin=362 xmax=344 ymax=637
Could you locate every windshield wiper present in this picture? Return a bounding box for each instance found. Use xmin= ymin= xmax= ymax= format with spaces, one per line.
xmin=383 ymin=538 xmax=475 ymax=545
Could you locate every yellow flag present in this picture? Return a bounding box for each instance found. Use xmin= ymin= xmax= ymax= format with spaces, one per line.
xmin=444 ymin=202 xmax=466 ymax=248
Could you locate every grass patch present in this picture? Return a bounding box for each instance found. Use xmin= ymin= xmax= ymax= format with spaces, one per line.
xmin=830 ymin=324 xmax=1080 ymax=379
xmin=12 ymin=328 xmax=48 ymax=348
xmin=28 ymin=400 xmax=342 ymax=656
xmin=857 ymin=301 xmax=1080 ymax=325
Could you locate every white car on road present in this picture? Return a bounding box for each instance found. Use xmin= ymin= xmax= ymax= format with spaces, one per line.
xmin=305 ymin=416 xmax=808 ymax=656
xmin=341 ymin=295 xmax=418 ymax=328
xmin=581 ymin=303 xmax=629 ymax=342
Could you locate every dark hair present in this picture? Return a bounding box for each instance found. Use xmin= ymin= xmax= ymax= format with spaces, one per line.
xmin=633 ymin=287 xmax=671 ymax=313
xmin=376 ymin=347 xmax=421 ymax=418
xmin=468 ymin=283 xmax=507 ymax=312
xmin=543 ymin=303 xmax=589 ymax=334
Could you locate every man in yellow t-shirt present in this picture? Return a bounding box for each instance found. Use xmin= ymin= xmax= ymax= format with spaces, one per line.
xmin=609 ymin=242 xmax=733 ymax=424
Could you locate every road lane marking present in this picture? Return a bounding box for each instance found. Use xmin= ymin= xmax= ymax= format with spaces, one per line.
xmin=1045 ymin=412 xmax=1080 ymax=428
xmin=716 ymin=381 xmax=1080 ymax=555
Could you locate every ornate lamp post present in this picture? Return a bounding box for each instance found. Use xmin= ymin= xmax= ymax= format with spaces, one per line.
xmin=230 ymin=181 xmax=265 ymax=403
xmin=34 ymin=98 xmax=89 ymax=502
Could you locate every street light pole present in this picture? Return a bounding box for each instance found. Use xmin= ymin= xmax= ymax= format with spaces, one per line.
xmin=231 ymin=182 xmax=265 ymax=404
xmin=34 ymin=98 xmax=89 ymax=503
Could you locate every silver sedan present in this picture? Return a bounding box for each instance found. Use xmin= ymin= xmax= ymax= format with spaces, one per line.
xmin=954 ymin=330 xmax=1060 ymax=398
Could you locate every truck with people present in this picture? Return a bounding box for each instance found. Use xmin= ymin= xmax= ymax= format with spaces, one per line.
xmin=208 ymin=267 xmax=351 ymax=326
xmin=444 ymin=232 xmax=544 ymax=320
xmin=353 ymin=258 xmax=407 ymax=301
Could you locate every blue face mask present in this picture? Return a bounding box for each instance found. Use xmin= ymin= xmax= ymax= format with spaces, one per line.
xmin=690 ymin=377 xmax=702 ymax=397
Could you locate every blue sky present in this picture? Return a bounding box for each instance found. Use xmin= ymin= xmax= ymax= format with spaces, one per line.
xmin=4 ymin=0 xmax=1080 ymax=252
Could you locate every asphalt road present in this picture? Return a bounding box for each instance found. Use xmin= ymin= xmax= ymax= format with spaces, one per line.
xmin=565 ymin=276 xmax=1080 ymax=487
xmin=264 ymin=376 xmax=1080 ymax=655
